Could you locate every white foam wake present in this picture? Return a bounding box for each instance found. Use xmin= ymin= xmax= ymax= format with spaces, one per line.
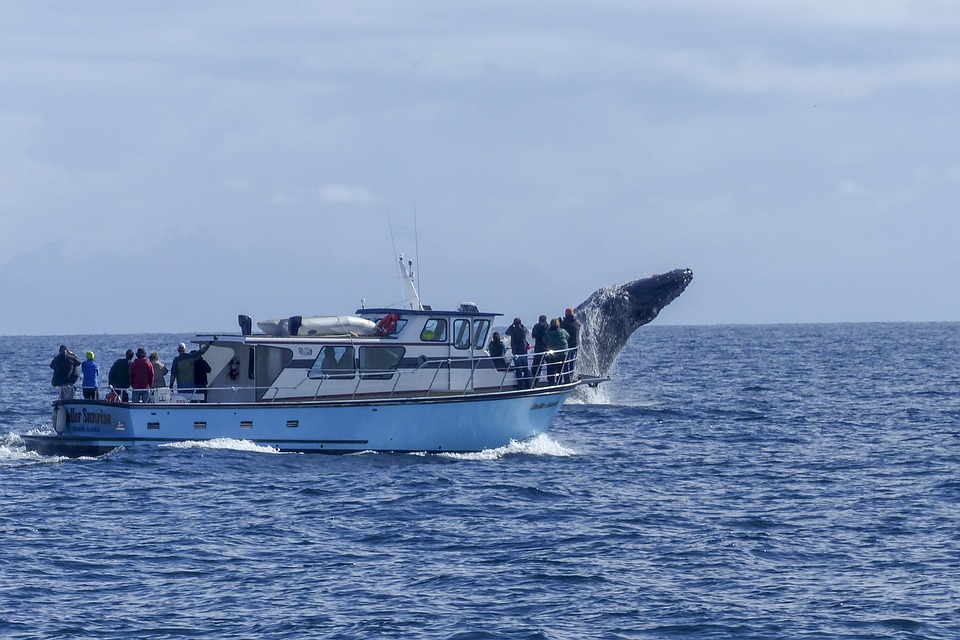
xmin=160 ymin=438 xmax=282 ymax=454
xmin=0 ymin=432 xmax=66 ymax=464
xmin=438 ymin=433 xmax=577 ymax=461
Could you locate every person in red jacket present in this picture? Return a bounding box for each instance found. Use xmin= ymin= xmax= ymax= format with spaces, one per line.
xmin=129 ymin=347 xmax=155 ymax=403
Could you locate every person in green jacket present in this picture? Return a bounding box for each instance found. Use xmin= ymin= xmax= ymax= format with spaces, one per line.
xmin=544 ymin=318 xmax=569 ymax=386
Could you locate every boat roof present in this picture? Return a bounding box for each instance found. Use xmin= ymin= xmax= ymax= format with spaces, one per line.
xmin=357 ymin=307 xmax=501 ymax=318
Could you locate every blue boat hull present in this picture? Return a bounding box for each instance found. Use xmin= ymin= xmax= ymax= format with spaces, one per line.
xmin=23 ymin=385 xmax=576 ymax=456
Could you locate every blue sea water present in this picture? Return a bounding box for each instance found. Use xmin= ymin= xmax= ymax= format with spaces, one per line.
xmin=1 ymin=323 xmax=959 ymax=639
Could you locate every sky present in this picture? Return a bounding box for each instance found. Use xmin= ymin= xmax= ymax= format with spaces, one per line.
xmin=2 ymin=1 xmax=959 ymax=336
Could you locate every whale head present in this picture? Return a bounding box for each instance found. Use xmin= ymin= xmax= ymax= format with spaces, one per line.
xmin=574 ymin=268 xmax=693 ymax=377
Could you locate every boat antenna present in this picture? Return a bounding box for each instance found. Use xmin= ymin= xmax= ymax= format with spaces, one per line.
xmin=385 ymin=206 xmax=404 ymax=303
xmin=414 ymin=202 xmax=422 ymax=303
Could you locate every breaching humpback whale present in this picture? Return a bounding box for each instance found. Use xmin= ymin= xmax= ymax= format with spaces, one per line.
xmin=574 ymin=268 xmax=693 ymax=378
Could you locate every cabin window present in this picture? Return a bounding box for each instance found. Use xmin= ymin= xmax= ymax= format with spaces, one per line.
xmin=420 ymin=318 xmax=447 ymax=342
xmin=358 ymin=346 xmax=405 ymax=379
xmin=308 ymin=346 xmax=356 ymax=379
xmin=453 ymin=319 xmax=471 ymax=350
xmin=472 ymin=319 xmax=490 ymax=351
xmin=254 ymin=345 xmax=294 ymax=401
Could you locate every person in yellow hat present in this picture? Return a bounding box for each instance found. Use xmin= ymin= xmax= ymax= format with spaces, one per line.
xmin=81 ymin=350 xmax=100 ymax=399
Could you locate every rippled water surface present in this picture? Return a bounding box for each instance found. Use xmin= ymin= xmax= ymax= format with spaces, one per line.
xmin=2 ymin=324 xmax=959 ymax=639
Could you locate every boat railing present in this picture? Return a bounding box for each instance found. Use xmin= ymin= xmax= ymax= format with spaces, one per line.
xmin=67 ymin=347 xmax=579 ymax=405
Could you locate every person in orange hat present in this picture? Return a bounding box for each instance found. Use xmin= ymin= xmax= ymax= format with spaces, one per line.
xmin=561 ymin=308 xmax=581 ymax=383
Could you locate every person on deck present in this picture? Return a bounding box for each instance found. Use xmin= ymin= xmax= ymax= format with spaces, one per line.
xmin=504 ymin=317 xmax=531 ymax=389
xmin=560 ymin=308 xmax=581 ymax=383
xmin=531 ymin=314 xmax=549 ymax=386
xmin=81 ymin=351 xmax=100 ymax=400
xmin=544 ymin=318 xmax=570 ymax=386
xmin=50 ymin=345 xmax=81 ymax=400
xmin=488 ymin=332 xmax=508 ymax=371
xmin=193 ymin=353 xmax=212 ymax=402
xmin=149 ymin=352 xmax=168 ymax=388
xmin=169 ymin=343 xmax=194 ymax=395
xmin=108 ymin=349 xmax=134 ymax=402
xmin=129 ymin=348 xmax=155 ymax=403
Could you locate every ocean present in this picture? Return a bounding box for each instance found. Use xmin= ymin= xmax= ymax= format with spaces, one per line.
xmin=1 ymin=323 xmax=958 ymax=639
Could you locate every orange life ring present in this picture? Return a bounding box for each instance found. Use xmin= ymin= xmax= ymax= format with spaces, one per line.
xmin=375 ymin=313 xmax=400 ymax=336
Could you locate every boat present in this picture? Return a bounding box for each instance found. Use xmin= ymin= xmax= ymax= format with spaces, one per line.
xmin=23 ymin=256 xmax=601 ymax=457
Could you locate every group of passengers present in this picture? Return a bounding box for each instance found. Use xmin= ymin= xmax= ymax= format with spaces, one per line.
xmin=50 ymin=342 xmax=210 ymax=403
xmin=487 ymin=308 xmax=581 ymax=388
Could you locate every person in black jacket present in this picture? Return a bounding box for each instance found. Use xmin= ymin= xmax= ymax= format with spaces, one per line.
xmin=193 ymin=353 xmax=212 ymax=402
xmin=50 ymin=345 xmax=81 ymax=399
xmin=488 ymin=332 xmax=508 ymax=371
xmin=560 ymin=308 xmax=581 ymax=383
xmin=504 ymin=317 xmax=531 ymax=389
xmin=108 ymin=349 xmax=134 ymax=402
xmin=531 ymin=314 xmax=549 ymax=386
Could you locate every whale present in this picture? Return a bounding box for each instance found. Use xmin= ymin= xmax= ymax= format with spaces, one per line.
xmin=573 ymin=268 xmax=693 ymax=378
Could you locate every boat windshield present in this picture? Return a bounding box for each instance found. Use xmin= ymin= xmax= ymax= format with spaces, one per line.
xmin=420 ymin=318 xmax=447 ymax=342
xmin=308 ymin=346 xmax=356 ymax=379
xmin=473 ymin=319 xmax=490 ymax=350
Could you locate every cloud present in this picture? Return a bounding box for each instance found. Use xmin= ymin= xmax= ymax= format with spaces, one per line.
xmin=319 ymin=184 xmax=379 ymax=204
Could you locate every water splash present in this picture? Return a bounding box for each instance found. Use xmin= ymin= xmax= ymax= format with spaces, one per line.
xmin=160 ymin=438 xmax=282 ymax=454
xmin=567 ymin=384 xmax=610 ymax=405
xmin=0 ymin=432 xmax=66 ymax=464
xmin=438 ymin=433 xmax=577 ymax=461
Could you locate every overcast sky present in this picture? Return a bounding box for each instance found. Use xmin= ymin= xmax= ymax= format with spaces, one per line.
xmin=2 ymin=1 xmax=958 ymax=335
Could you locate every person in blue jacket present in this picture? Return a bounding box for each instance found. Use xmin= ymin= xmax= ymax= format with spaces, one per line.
xmin=81 ymin=351 xmax=100 ymax=400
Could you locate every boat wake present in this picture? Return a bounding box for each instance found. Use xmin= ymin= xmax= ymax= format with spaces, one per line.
xmin=0 ymin=432 xmax=66 ymax=464
xmin=437 ymin=433 xmax=577 ymax=461
xmin=160 ymin=438 xmax=283 ymax=454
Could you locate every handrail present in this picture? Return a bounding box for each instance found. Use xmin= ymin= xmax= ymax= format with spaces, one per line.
xmin=61 ymin=347 xmax=579 ymax=405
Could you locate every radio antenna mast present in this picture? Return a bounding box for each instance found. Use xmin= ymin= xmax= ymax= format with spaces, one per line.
xmin=414 ymin=203 xmax=422 ymax=303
